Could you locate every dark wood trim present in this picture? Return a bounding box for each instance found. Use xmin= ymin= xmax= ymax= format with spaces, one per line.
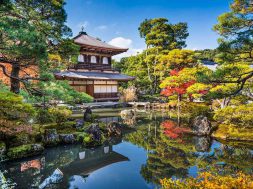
xmin=93 ymin=92 xmax=118 ymax=99
xmin=70 ymin=63 xmax=113 ymax=71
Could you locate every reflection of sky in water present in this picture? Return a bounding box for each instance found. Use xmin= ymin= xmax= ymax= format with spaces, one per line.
xmin=188 ymin=166 xmax=198 ymax=178
xmin=195 ymin=140 xmax=221 ymax=157
xmin=68 ymin=142 xmax=154 ymax=189
xmin=1 ymin=114 xmax=253 ymax=189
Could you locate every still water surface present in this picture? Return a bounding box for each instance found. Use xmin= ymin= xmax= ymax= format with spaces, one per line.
xmin=1 ymin=111 xmax=253 ymax=189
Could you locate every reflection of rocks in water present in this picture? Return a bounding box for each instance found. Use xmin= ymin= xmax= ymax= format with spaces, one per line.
xmin=193 ymin=136 xmax=212 ymax=152
xmin=120 ymin=109 xmax=136 ymax=126
xmin=107 ymin=121 xmax=122 ymax=136
xmin=122 ymin=116 xmax=136 ymax=126
xmin=2 ymin=157 xmax=46 ymax=188
xmin=1 ymin=140 xmax=129 ymax=188
xmin=219 ymin=144 xmax=234 ymax=156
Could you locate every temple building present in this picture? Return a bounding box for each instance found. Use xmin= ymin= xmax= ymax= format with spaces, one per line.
xmin=54 ymin=31 xmax=135 ymax=101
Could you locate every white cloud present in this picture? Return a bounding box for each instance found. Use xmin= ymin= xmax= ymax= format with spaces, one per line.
xmin=108 ymin=37 xmax=143 ymax=61
xmin=109 ymin=37 xmax=132 ymax=48
xmin=77 ymin=21 xmax=89 ymax=30
xmin=95 ymin=25 xmax=108 ymax=31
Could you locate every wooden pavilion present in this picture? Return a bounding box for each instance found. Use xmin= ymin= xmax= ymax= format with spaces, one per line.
xmin=55 ymin=31 xmax=135 ymax=101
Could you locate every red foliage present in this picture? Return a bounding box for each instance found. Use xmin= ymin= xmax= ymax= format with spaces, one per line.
xmin=161 ymin=69 xmax=198 ymax=98
xmin=199 ymin=90 xmax=208 ymax=95
xmin=170 ymin=69 xmax=179 ymax=76
xmin=161 ymin=120 xmax=190 ymax=139
xmin=161 ymin=80 xmax=196 ymax=96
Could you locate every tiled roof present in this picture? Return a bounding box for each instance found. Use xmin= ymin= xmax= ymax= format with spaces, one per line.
xmin=74 ymin=32 xmax=128 ymax=52
xmin=54 ymin=71 xmax=135 ymax=81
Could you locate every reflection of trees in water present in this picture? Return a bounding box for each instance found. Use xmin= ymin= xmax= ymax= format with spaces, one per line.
xmin=124 ymin=118 xmax=195 ymax=185
xmin=124 ymin=116 xmax=253 ymax=185
xmin=1 ymin=141 xmax=129 ymax=188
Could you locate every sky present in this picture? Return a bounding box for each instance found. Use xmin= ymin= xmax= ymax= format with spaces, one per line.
xmin=65 ymin=0 xmax=232 ymax=60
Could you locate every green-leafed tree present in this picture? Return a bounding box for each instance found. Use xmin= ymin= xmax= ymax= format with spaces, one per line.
xmin=0 ymin=0 xmax=79 ymax=94
xmin=211 ymin=0 xmax=253 ymax=96
xmin=118 ymin=18 xmax=189 ymax=94
xmin=138 ymin=18 xmax=188 ymax=50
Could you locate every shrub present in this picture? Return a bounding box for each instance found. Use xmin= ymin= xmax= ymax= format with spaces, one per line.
xmin=0 ymin=91 xmax=35 ymax=121
xmin=0 ymin=119 xmax=33 ymax=141
xmin=120 ymin=86 xmax=137 ymax=102
xmin=41 ymin=80 xmax=93 ymax=104
xmin=48 ymin=106 xmax=72 ymax=124
xmin=160 ymin=172 xmax=253 ymax=189
xmin=36 ymin=108 xmax=55 ymax=124
xmin=213 ymin=103 xmax=253 ymax=128
xmin=181 ymin=102 xmax=210 ymax=119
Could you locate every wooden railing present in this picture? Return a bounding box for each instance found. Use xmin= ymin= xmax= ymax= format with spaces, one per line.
xmin=69 ymin=63 xmax=113 ymax=71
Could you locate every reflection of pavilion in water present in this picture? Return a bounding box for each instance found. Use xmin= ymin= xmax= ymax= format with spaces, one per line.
xmin=1 ymin=140 xmax=129 ymax=188
xmin=63 ymin=144 xmax=129 ymax=177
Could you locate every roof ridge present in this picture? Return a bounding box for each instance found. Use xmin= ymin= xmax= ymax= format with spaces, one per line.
xmin=73 ymin=32 xmax=128 ymax=51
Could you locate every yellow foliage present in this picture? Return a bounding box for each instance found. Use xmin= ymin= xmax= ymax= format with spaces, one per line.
xmin=48 ymin=53 xmax=62 ymax=62
xmin=161 ymin=172 xmax=253 ymax=189
xmin=159 ymin=49 xmax=196 ymax=69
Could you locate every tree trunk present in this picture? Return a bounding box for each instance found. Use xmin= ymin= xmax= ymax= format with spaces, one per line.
xmin=10 ymin=64 xmax=21 ymax=94
xmin=177 ymin=94 xmax=181 ymax=126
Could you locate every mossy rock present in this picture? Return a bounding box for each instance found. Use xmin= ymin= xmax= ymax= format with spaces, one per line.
xmin=60 ymin=121 xmax=76 ymax=128
xmin=83 ymin=133 xmax=106 ymax=147
xmin=74 ymin=132 xmax=90 ymax=142
xmin=8 ymin=133 xmax=31 ymax=147
xmin=43 ymin=129 xmax=60 ymax=146
xmin=7 ymin=144 xmax=44 ymax=160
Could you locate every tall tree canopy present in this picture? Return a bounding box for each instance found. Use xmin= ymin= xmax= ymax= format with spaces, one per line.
xmin=138 ymin=18 xmax=188 ymax=50
xmin=212 ymin=0 xmax=253 ymax=95
xmin=0 ymin=0 xmax=79 ymax=93
xmin=120 ymin=18 xmax=190 ymax=94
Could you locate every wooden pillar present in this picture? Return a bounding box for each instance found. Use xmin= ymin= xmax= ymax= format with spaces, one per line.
xmin=109 ymin=57 xmax=112 ymax=65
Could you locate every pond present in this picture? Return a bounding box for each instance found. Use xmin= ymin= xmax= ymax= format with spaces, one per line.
xmin=1 ymin=110 xmax=253 ymax=189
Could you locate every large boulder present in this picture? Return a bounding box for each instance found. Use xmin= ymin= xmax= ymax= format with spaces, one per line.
xmin=59 ymin=134 xmax=76 ymax=144
xmin=83 ymin=107 xmax=92 ymax=121
xmin=7 ymin=144 xmax=44 ymax=160
xmin=120 ymin=109 xmax=134 ymax=119
xmin=75 ymin=119 xmax=84 ymax=129
xmin=107 ymin=121 xmax=122 ymax=136
xmin=192 ymin=116 xmax=212 ymax=136
xmin=86 ymin=123 xmax=102 ymax=142
xmin=44 ymin=129 xmax=59 ymax=146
